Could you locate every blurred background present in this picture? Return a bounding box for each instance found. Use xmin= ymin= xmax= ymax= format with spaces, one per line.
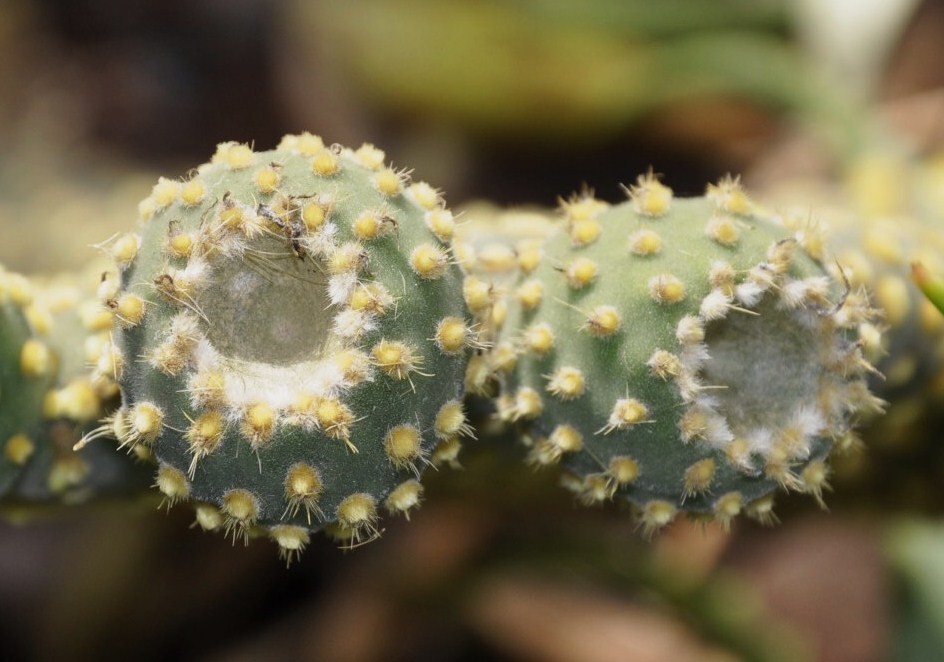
xmin=2 ymin=1 xmax=944 ymax=660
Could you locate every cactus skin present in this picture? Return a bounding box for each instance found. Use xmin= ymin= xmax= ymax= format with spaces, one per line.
xmin=496 ymin=176 xmax=881 ymax=533
xmin=0 ymin=268 xmax=54 ymax=495
xmin=95 ymin=135 xmax=474 ymax=558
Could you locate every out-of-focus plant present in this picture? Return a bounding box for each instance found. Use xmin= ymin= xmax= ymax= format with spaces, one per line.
xmin=280 ymin=0 xmax=878 ymax=156
xmin=912 ymin=262 xmax=944 ymax=317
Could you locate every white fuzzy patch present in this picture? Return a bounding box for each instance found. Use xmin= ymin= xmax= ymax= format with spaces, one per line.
xmin=226 ymin=269 xmax=262 ymax=299
xmin=703 ymin=409 xmax=734 ymax=448
xmin=675 ymin=372 xmax=704 ymax=403
xmin=178 ymin=259 xmax=210 ymax=290
xmin=744 ymin=427 xmax=774 ymax=457
xmin=328 ymin=272 xmax=358 ymax=305
xmin=332 ymin=309 xmax=377 ymax=339
xmin=679 ymin=344 xmax=710 ymax=378
xmin=168 ymin=311 xmax=202 ymax=338
xmin=192 ymin=338 xmax=222 ymax=373
xmin=792 ymin=403 xmax=827 ymax=439
xmin=780 ymin=279 xmax=811 ymax=309
xmin=304 ymin=222 xmax=338 ymax=258
xmin=734 ymin=282 xmax=765 ymax=308
xmin=675 ymin=315 xmax=704 ymax=345
xmin=699 ymin=289 xmax=731 ymax=321
xmin=190 ymin=338 xmax=350 ymax=415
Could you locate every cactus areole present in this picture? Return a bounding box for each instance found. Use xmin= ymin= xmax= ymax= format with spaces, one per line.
xmin=96 ymin=135 xmax=475 ymax=558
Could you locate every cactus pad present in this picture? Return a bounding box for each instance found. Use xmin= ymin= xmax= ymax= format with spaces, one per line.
xmin=0 ymin=268 xmax=54 ymax=496
xmin=96 ymin=134 xmax=474 ymax=558
xmin=497 ymin=175 xmax=882 ymax=533
xmin=1 ymin=271 xmax=153 ymax=509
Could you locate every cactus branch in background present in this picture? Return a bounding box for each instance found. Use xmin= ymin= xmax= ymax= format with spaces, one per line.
xmin=912 ymin=262 xmax=944 ymax=317
xmin=0 ymin=270 xmax=153 ymax=512
xmin=0 ymin=267 xmax=54 ymax=496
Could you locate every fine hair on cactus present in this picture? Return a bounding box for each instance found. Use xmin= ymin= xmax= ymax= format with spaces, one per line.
xmin=86 ymin=134 xmax=476 ymax=560
xmin=494 ymin=173 xmax=884 ymax=534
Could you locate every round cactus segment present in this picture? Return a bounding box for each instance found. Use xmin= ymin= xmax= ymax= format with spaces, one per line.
xmin=498 ymin=176 xmax=881 ymax=531
xmin=98 ymin=135 xmax=474 ymax=552
xmin=0 ymin=267 xmax=54 ymax=496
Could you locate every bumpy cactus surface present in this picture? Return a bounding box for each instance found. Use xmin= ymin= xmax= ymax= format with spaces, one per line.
xmin=0 ymin=267 xmax=54 ymax=495
xmin=495 ymin=175 xmax=882 ymax=532
xmin=95 ymin=134 xmax=475 ymax=558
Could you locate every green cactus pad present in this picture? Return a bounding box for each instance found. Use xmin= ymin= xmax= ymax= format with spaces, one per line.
xmin=95 ymin=135 xmax=474 ymax=559
xmin=497 ymin=175 xmax=882 ymax=533
xmin=0 ymin=268 xmax=54 ymax=495
xmin=1 ymin=272 xmax=153 ymax=509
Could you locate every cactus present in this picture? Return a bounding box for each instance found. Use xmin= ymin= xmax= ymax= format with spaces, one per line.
xmin=770 ymin=150 xmax=944 ymax=403
xmin=90 ymin=134 xmax=474 ymax=559
xmin=451 ymin=203 xmax=561 ymax=402
xmin=775 ymin=195 xmax=944 ymax=402
xmin=452 ymin=203 xmax=560 ymax=280
xmin=0 ymin=267 xmax=54 ymax=496
xmin=447 ymin=203 xmax=563 ymax=458
xmin=494 ymin=175 xmax=882 ymax=532
xmin=0 ymin=271 xmax=154 ymax=510
xmin=755 ymin=156 xmax=944 ymax=511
